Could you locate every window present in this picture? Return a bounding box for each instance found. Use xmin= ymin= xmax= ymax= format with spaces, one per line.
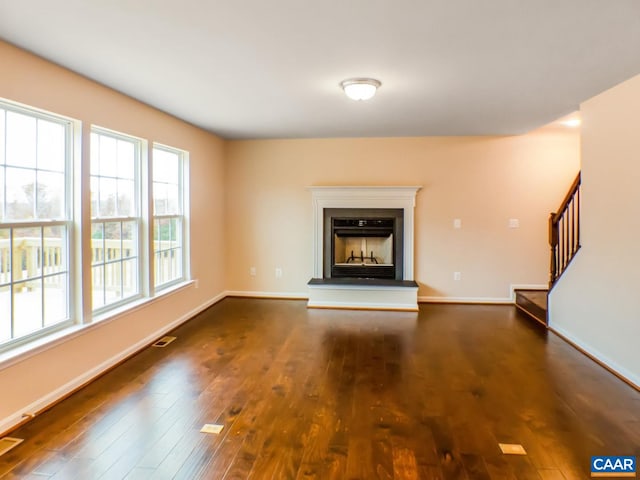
xmin=0 ymin=97 xmax=191 ymax=355
xmin=153 ymin=145 xmax=186 ymax=288
xmin=0 ymin=103 xmax=72 ymax=345
xmin=90 ymin=129 xmax=142 ymax=311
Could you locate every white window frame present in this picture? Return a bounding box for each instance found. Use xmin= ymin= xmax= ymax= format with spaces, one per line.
xmin=89 ymin=127 xmax=144 ymax=314
xmin=0 ymin=100 xmax=75 ymax=351
xmin=151 ymin=143 xmax=189 ymax=291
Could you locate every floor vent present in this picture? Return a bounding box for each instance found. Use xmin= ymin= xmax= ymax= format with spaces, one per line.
xmin=499 ymin=443 xmax=527 ymax=455
xmin=151 ymin=336 xmax=177 ymax=348
xmin=0 ymin=437 xmax=24 ymax=457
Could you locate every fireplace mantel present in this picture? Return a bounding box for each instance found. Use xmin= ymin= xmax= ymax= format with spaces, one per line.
xmin=307 ymin=186 xmax=421 ymax=311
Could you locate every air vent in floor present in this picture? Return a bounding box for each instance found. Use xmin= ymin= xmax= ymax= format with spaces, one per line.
xmin=0 ymin=437 xmax=24 ymax=457
xmin=151 ymin=336 xmax=177 ymax=348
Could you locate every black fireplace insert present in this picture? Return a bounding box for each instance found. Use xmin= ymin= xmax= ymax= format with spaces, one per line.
xmin=324 ymin=208 xmax=404 ymax=280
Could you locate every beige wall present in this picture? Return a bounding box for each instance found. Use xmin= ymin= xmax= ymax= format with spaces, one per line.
xmin=225 ymin=132 xmax=580 ymax=300
xmin=0 ymin=41 xmax=226 ymax=430
xmin=549 ymin=74 xmax=640 ymax=388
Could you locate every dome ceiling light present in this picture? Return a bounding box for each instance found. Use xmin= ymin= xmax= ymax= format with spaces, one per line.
xmin=340 ymin=78 xmax=381 ymax=101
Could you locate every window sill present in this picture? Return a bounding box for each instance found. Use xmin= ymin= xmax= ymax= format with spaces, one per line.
xmin=0 ymin=279 xmax=195 ymax=372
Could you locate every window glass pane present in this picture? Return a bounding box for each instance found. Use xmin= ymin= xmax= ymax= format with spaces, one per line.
xmin=122 ymin=221 xmax=136 ymax=259
xmin=44 ymin=273 xmax=67 ymax=326
xmin=167 ymin=184 xmax=179 ymax=215
xmin=117 ymin=179 xmax=135 ymax=217
xmin=90 ymin=132 xmax=99 ymax=174
xmin=5 ymin=167 xmax=36 ymax=220
xmin=171 ymin=248 xmax=182 ymax=280
xmin=99 ymin=177 xmax=117 ymax=217
xmin=90 ymin=176 xmax=99 ymax=217
xmin=122 ymin=258 xmax=138 ymax=299
xmin=117 ymin=139 xmax=135 ymax=179
xmin=6 ymin=111 xmax=36 ymax=168
xmin=43 ymin=226 xmax=66 ymax=275
xmin=154 ymin=251 xmax=163 ymax=286
xmin=37 ymin=119 xmax=65 ymax=172
xmin=37 ymin=171 xmax=65 ymax=219
xmin=98 ymin=135 xmax=117 ymax=177
xmin=0 ymin=228 xmax=10 ymax=285
xmin=91 ymin=223 xmax=104 ymax=265
xmin=0 ymin=166 xmax=5 ymax=221
xmin=0 ymin=284 xmax=10 ymax=343
xmin=104 ymin=262 xmax=121 ymax=305
xmin=92 ymin=265 xmax=104 ymax=309
xmin=0 ymin=109 xmax=5 ymax=166
xmin=13 ymin=279 xmax=42 ymax=338
xmin=13 ymin=227 xmax=42 ymax=280
xmin=153 ymin=148 xmax=178 ymax=183
xmin=104 ymin=222 xmax=122 ymax=261
xmin=153 ymin=182 xmax=167 ymax=215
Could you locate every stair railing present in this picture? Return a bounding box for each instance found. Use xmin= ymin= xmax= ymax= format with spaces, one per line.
xmin=549 ymin=172 xmax=581 ymax=288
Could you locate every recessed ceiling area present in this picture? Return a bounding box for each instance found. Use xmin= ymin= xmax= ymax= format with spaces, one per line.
xmin=1 ymin=0 xmax=639 ymax=139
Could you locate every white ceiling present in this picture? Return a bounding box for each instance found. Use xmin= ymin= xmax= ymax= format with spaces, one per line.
xmin=1 ymin=0 xmax=640 ymax=139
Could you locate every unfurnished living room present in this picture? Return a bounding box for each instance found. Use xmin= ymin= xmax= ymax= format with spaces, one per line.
xmin=0 ymin=1 xmax=639 ymax=479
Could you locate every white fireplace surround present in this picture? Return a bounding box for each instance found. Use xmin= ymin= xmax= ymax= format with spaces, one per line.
xmin=309 ymin=186 xmax=421 ymax=279
xmin=307 ymin=186 xmax=421 ymax=311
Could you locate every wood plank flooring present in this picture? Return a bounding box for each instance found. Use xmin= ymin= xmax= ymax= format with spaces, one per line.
xmin=0 ymin=299 xmax=638 ymax=479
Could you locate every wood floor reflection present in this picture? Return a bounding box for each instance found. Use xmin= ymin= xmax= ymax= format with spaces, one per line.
xmin=1 ymin=299 xmax=638 ymax=479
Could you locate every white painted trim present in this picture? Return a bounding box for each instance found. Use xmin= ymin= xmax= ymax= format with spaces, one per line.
xmin=225 ymin=290 xmax=309 ymax=299
xmin=0 ymin=291 xmax=226 ymax=436
xmin=308 ymin=186 xmax=421 ymax=281
xmin=419 ymin=296 xmax=513 ymax=304
xmin=509 ymin=284 xmax=548 ymax=301
xmin=308 ymin=284 xmax=418 ymax=292
xmin=550 ymin=325 xmax=640 ymax=390
xmin=307 ymin=300 xmax=418 ymax=311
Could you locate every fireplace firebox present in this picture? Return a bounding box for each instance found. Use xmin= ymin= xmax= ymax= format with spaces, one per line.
xmin=324 ymin=208 xmax=404 ymax=280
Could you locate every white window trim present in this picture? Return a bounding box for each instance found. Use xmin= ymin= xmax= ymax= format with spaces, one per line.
xmin=0 ymin=99 xmax=76 ymax=352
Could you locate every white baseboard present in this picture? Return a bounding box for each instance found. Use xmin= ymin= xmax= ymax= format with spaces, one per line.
xmin=549 ymin=325 xmax=640 ymax=390
xmin=0 ymin=291 xmax=227 ymax=436
xmin=307 ymin=300 xmax=418 ymax=311
xmin=419 ymin=296 xmax=512 ymax=304
xmin=225 ymin=290 xmax=309 ymax=300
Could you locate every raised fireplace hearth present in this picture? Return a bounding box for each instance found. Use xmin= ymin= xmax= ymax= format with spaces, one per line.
xmin=307 ymin=186 xmax=421 ymax=311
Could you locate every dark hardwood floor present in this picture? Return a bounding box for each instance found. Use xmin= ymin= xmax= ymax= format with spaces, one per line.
xmin=1 ymin=299 xmax=638 ymax=479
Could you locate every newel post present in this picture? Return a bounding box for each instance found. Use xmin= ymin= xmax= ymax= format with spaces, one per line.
xmin=548 ymin=212 xmax=558 ymax=288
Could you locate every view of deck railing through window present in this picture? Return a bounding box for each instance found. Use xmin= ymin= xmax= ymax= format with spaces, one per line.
xmin=0 ymin=97 xmax=191 ymax=352
xmin=90 ymin=129 xmax=141 ymax=311
xmin=153 ymin=145 xmax=186 ymax=288
xmin=0 ymin=104 xmax=72 ymax=344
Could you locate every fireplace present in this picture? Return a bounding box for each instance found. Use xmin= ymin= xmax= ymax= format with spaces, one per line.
xmin=324 ymin=208 xmax=403 ymax=280
xmin=307 ymin=186 xmax=421 ymax=311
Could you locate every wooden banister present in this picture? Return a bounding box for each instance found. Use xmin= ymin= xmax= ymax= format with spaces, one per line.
xmin=549 ymin=172 xmax=581 ymax=288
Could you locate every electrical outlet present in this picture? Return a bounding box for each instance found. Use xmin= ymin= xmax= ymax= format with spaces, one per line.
xmin=249 ymin=267 xmax=256 ymax=276
xmin=454 ymin=271 xmax=461 ymax=281
xmin=453 ymin=218 xmax=462 ymax=229
xmin=509 ymin=218 xmax=520 ymax=228
xmin=275 ymin=267 xmax=283 ymax=279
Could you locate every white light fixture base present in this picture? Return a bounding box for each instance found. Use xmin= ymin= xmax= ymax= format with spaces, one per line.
xmin=340 ymin=78 xmax=381 ymax=101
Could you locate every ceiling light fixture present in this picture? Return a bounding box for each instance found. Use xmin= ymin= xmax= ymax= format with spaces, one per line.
xmin=340 ymin=78 xmax=381 ymax=101
xmin=561 ymin=118 xmax=581 ymax=128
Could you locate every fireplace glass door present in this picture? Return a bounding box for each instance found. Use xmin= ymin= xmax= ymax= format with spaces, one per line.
xmin=331 ymin=218 xmax=395 ymax=279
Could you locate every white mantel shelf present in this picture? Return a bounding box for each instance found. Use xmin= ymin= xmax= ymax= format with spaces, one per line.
xmin=307 ymin=186 xmax=422 ymax=311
